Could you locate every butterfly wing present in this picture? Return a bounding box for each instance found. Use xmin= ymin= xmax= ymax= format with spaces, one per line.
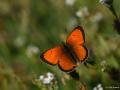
xmin=41 ymin=46 xmax=62 ymax=65
xmin=41 ymin=45 xmax=76 ymax=72
xmin=66 ymin=26 xmax=88 ymax=62
xmin=66 ymin=26 xmax=85 ymax=46
xmin=58 ymin=51 xmax=76 ymax=72
xmin=72 ymin=45 xmax=88 ymax=62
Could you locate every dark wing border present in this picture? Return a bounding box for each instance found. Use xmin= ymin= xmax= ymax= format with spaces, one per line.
xmin=66 ymin=26 xmax=85 ymax=43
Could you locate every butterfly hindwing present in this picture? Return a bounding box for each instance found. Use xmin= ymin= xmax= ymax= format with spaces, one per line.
xmin=58 ymin=51 xmax=76 ymax=72
xmin=72 ymin=45 xmax=88 ymax=62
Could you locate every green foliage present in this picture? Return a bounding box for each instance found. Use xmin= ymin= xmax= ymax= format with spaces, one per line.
xmin=0 ymin=0 xmax=120 ymax=90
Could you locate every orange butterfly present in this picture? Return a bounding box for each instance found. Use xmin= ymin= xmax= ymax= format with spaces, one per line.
xmin=40 ymin=26 xmax=88 ymax=79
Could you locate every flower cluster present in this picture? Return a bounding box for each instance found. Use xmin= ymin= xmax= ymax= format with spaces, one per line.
xmin=39 ymin=72 xmax=55 ymax=85
xmin=14 ymin=36 xmax=26 ymax=47
xmin=26 ymin=45 xmax=40 ymax=58
xmin=76 ymin=6 xmax=89 ymax=18
xmin=99 ymin=0 xmax=113 ymax=7
xmin=90 ymin=13 xmax=103 ymax=23
xmin=93 ymin=83 xmax=103 ymax=90
xmin=65 ymin=0 xmax=76 ymax=6
xmin=100 ymin=60 xmax=107 ymax=72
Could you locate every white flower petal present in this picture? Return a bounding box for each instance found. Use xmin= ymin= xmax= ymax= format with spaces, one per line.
xmin=14 ymin=36 xmax=26 ymax=47
xmin=47 ymin=72 xmax=54 ymax=81
xmin=90 ymin=13 xmax=103 ymax=23
xmin=43 ymin=78 xmax=51 ymax=84
xmin=99 ymin=87 xmax=103 ymax=90
xmin=39 ymin=75 xmax=44 ymax=80
xmin=26 ymin=45 xmax=40 ymax=58
xmin=76 ymin=6 xmax=89 ymax=18
xmin=65 ymin=0 xmax=76 ymax=6
xmin=93 ymin=87 xmax=97 ymax=90
xmin=97 ymin=84 xmax=102 ymax=88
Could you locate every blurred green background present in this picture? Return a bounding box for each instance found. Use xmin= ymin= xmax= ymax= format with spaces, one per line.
xmin=0 ymin=0 xmax=120 ymax=90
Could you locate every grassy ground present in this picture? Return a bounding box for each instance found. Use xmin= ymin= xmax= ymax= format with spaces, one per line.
xmin=0 ymin=0 xmax=120 ymax=90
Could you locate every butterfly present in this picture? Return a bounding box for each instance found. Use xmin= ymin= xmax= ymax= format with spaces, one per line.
xmin=40 ymin=26 xmax=88 ymax=80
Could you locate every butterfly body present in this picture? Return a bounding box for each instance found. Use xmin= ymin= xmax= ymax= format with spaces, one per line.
xmin=62 ymin=43 xmax=78 ymax=64
xmin=40 ymin=26 xmax=88 ymax=73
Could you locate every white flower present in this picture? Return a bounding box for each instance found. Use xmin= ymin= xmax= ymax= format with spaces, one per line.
xmin=39 ymin=75 xmax=44 ymax=80
xmin=101 ymin=67 xmax=105 ymax=72
xmin=38 ymin=72 xmax=55 ymax=85
xmin=99 ymin=87 xmax=103 ymax=90
xmin=93 ymin=87 xmax=97 ymax=90
xmin=90 ymin=13 xmax=103 ymax=23
xmin=47 ymin=72 xmax=54 ymax=81
xmin=14 ymin=36 xmax=26 ymax=47
xmin=93 ymin=83 xmax=104 ymax=90
xmin=76 ymin=6 xmax=89 ymax=18
xmin=99 ymin=0 xmax=113 ymax=6
xmin=97 ymin=84 xmax=102 ymax=88
xmin=43 ymin=78 xmax=51 ymax=84
xmin=26 ymin=45 xmax=40 ymax=58
xmin=99 ymin=0 xmax=105 ymax=4
xmin=65 ymin=0 xmax=76 ymax=6
xmin=100 ymin=60 xmax=107 ymax=72
xmin=100 ymin=60 xmax=106 ymax=66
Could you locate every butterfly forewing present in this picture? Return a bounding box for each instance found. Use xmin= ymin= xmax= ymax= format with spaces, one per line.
xmin=66 ymin=26 xmax=85 ymax=46
xmin=41 ymin=46 xmax=62 ymax=65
